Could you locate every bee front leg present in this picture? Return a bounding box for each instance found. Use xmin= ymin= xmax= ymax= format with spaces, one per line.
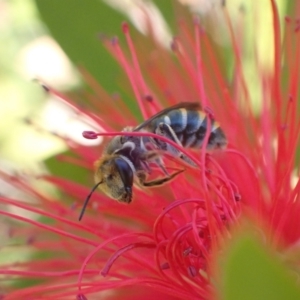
xmin=138 ymin=169 xmax=184 ymax=187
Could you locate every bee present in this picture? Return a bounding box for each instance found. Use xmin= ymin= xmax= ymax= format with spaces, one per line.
xmin=79 ymin=102 xmax=226 ymax=220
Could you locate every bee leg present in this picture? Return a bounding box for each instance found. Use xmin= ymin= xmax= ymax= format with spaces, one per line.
xmin=156 ymin=123 xmax=197 ymax=167
xmin=139 ymin=169 xmax=184 ymax=187
xmin=155 ymin=122 xmax=182 ymax=150
xmin=141 ymin=150 xmax=169 ymax=176
xmin=141 ymin=161 xmax=152 ymax=173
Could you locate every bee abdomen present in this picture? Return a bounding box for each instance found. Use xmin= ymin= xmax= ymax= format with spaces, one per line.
xmin=165 ymin=108 xmax=227 ymax=149
xmin=182 ymin=119 xmax=227 ymax=149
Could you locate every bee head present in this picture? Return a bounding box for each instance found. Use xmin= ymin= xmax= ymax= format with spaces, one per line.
xmin=94 ymin=155 xmax=134 ymax=204
xmin=78 ymin=155 xmax=134 ymax=221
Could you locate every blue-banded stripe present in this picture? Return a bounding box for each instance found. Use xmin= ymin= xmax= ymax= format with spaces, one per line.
xmin=148 ymin=106 xmax=226 ymax=149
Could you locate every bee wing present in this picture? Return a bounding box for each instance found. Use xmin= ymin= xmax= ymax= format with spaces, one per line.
xmin=133 ymin=102 xmax=200 ymax=132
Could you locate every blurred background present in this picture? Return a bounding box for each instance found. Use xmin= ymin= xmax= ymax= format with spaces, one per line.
xmin=0 ymin=1 xmax=297 ymax=298
xmin=0 ymin=0 xmax=288 ymax=177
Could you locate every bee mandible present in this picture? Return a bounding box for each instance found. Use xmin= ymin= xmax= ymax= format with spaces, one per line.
xmin=79 ymin=102 xmax=227 ymax=220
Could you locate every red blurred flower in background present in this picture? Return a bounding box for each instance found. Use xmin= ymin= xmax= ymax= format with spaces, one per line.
xmin=0 ymin=1 xmax=300 ymax=299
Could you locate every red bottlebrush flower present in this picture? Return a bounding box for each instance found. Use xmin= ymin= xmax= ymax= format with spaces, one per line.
xmin=0 ymin=1 xmax=300 ymax=299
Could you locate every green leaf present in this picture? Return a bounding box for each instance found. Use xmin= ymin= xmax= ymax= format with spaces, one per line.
xmin=34 ymin=0 xmax=145 ymax=118
xmin=152 ymin=0 xmax=176 ymax=33
xmin=218 ymin=232 xmax=300 ymax=300
xmin=45 ymin=150 xmax=91 ymax=186
xmin=34 ymin=0 xmax=128 ymax=93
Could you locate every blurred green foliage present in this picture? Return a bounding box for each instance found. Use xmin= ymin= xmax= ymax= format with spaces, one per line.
xmin=45 ymin=150 xmax=91 ymax=186
xmin=0 ymin=0 xmax=48 ymax=166
xmin=218 ymin=231 xmax=300 ymax=300
xmin=34 ymin=0 xmax=126 ymax=94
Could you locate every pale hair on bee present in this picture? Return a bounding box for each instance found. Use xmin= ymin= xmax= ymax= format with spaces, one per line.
xmin=79 ymin=102 xmax=227 ymax=220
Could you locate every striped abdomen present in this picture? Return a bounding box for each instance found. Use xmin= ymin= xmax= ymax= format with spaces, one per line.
xmin=147 ymin=107 xmax=227 ymax=149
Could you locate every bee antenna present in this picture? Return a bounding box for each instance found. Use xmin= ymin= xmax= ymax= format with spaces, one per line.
xmin=78 ymin=181 xmax=102 ymax=221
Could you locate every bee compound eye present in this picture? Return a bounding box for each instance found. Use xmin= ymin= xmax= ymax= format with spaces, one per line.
xmin=114 ymin=158 xmax=133 ymax=191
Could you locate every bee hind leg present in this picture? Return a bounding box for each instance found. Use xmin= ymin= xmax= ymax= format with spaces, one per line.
xmin=155 ymin=123 xmax=197 ymax=167
xmin=139 ymin=169 xmax=184 ymax=187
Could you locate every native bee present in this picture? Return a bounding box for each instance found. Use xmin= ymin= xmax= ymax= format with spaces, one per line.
xmin=79 ymin=102 xmax=226 ymax=220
